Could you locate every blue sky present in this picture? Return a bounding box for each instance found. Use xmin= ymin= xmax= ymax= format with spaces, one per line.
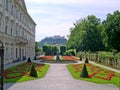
xmin=25 ymin=0 xmax=120 ymax=41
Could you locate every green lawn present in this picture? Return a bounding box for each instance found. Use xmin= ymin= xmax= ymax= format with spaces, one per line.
xmin=4 ymin=62 xmax=50 ymax=83
xmin=67 ymin=63 xmax=120 ymax=87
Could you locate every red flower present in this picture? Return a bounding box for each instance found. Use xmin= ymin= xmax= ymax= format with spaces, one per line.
xmin=38 ymin=56 xmax=54 ymax=60
xmin=62 ymin=56 xmax=79 ymax=60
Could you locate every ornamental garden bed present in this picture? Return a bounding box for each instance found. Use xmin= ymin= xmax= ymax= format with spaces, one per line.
xmin=38 ymin=56 xmax=55 ymax=60
xmin=4 ymin=62 xmax=49 ymax=82
xmin=67 ymin=63 xmax=120 ymax=87
xmin=37 ymin=56 xmax=79 ymax=63
xmin=37 ymin=56 xmax=56 ymax=63
xmin=60 ymin=56 xmax=79 ymax=63
xmin=61 ymin=56 xmax=79 ymax=61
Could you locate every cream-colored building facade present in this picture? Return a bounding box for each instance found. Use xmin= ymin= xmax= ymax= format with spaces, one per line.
xmin=0 ymin=0 xmax=36 ymax=64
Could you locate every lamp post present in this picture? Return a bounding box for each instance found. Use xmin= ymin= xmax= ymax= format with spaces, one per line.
xmin=0 ymin=40 xmax=4 ymax=90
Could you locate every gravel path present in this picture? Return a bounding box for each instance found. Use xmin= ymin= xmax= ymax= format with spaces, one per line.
xmin=89 ymin=61 xmax=120 ymax=73
xmin=4 ymin=64 xmax=119 ymax=90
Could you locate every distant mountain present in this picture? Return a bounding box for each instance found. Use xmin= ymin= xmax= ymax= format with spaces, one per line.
xmin=38 ymin=36 xmax=67 ymax=47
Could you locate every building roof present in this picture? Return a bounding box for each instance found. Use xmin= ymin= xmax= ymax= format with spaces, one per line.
xmin=15 ymin=0 xmax=36 ymax=25
xmin=18 ymin=0 xmax=27 ymax=12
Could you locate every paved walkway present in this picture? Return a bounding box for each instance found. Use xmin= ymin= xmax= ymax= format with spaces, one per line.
xmin=4 ymin=61 xmax=26 ymax=69
xmin=78 ymin=60 xmax=120 ymax=73
xmin=89 ymin=61 xmax=120 ymax=73
xmin=4 ymin=64 xmax=119 ymax=90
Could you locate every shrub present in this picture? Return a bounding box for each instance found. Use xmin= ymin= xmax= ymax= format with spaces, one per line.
xmin=85 ymin=57 xmax=89 ymax=63
xmin=79 ymin=55 xmax=82 ymax=61
xmin=60 ymin=46 xmax=66 ymax=55
xmin=27 ymin=57 xmax=31 ymax=62
xmin=64 ymin=49 xmax=76 ymax=56
xmin=30 ymin=65 xmax=38 ymax=77
xmin=34 ymin=56 xmax=37 ymax=60
xmin=56 ymin=55 xmax=60 ymax=60
xmin=80 ymin=64 xmax=89 ymax=78
xmin=42 ymin=45 xmax=59 ymax=55
xmin=115 ymin=52 xmax=120 ymax=59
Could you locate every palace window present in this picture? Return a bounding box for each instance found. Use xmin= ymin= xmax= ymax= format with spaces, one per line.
xmin=6 ymin=0 xmax=9 ymax=11
xmin=11 ymin=28 xmax=12 ymax=36
xmin=20 ymin=13 xmax=21 ymax=21
xmin=16 ymin=48 xmax=17 ymax=58
xmin=11 ymin=45 xmax=13 ymax=58
xmin=5 ymin=17 xmax=8 ymax=34
xmin=5 ymin=26 xmax=7 ymax=34
xmin=16 ymin=28 xmax=18 ymax=37
xmin=11 ymin=5 xmax=13 ymax=15
xmin=5 ymin=47 xmax=8 ymax=58
xmin=10 ymin=21 xmax=13 ymax=36
xmin=0 ymin=17 xmax=2 ymax=32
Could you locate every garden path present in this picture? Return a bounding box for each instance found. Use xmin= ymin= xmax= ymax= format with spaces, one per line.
xmin=4 ymin=61 xmax=26 ymax=69
xmin=89 ymin=61 xmax=120 ymax=73
xmin=4 ymin=63 xmax=119 ymax=90
xmin=77 ymin=60 xmax=120 ymax=73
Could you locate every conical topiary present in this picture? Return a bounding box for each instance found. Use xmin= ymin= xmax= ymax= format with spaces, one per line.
xmin=85 ymin=57 xmax=89 ymax=63
xmin=56 ymin=55 xmax=60 ymax=62
xmin=30 ymin=65 xmax=38 ymax=77
xmin=34 ymin=56 xmax=37 ymax=60
xmin=27 ymin=57 xmax=31 ymax=62
xmin=80 ymin=64 xmax=89 ymax=78
xmin=79 ymin=55 xmax=82 ymax=61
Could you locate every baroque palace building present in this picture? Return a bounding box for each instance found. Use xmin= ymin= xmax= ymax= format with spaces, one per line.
xmin=0 ymin=0 xmax=36 ymax=64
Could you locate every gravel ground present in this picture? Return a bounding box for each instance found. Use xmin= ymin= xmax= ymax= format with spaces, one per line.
xmin=89 ymin=61 xmax=120 ymax=73
xmin=4 ymin=64 xmax=119 ymax=90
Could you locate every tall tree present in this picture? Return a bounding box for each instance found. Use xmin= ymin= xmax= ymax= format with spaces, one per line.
xmin=52 ymin=46 xmax=59 ymax=55
xmin=60 ymin=46 xmax=66 ymax=55
xmin=67 ymin=19 xmax=86 ymax=51
xmin=35 ymin=42 xmax=41 ymax=52
xmin=103 ymin=10 xmax=120 ymax=51
xmin=83 ymin=15 xmax=104 ymax=51
xmin=42 ymin=45 xmax=50 ymax=55
xmin=42 ymin=45 xmax=59 ymax=55
xmin=67 ymin=15 xmax=104 ymax=52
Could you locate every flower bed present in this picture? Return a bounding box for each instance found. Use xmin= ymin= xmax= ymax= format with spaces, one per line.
xmin=38 ymin=56 xmax=54 ymax=60
xmin=4 ymin=62 xmax=45 ymax=79
xmin=71 ymin=63 xmax=118 ymax=80
xmin=67 ymin=63 xmax=120 ymax=86
xmin=61 ymin=56 xmax=79 ymax=61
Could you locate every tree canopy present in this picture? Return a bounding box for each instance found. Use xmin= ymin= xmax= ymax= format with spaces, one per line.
xmin=67 ymin=10 xmax=120 ymax=52
xmin=35 ymin=42 xmax=41 ymax=52
xmin=103 ymin=10 xmax=120 ymax=51
xmin=42 ymin=45 xmax=59 ymax=55
xmin=67 ymin=15 xmax=104 ymax=52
